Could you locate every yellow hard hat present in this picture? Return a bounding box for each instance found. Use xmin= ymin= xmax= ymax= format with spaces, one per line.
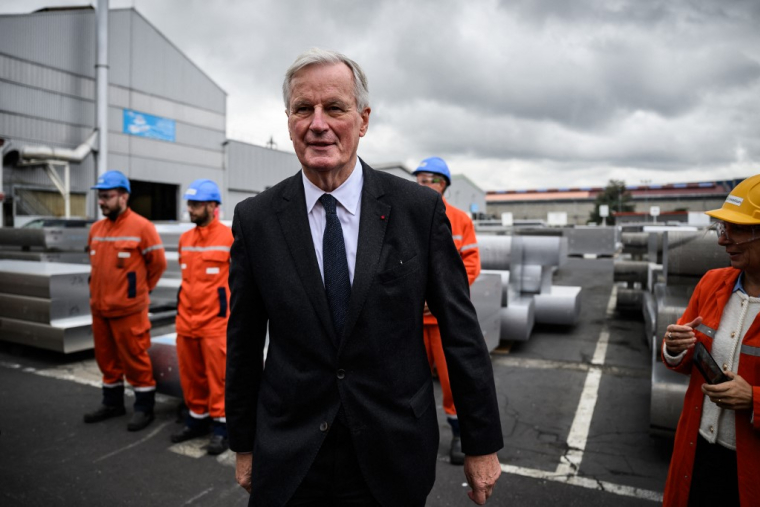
xmin=706 ymin=174 xmax=760 ymax=225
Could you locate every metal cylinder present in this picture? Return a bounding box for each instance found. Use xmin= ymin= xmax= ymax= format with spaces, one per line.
xmin=478 ymin=235 xmax=512 ymax=270
xmin=613 ymin=260 xmax=650 ymax=287
xmin=664 ymin=230 xmax=729 ymax=280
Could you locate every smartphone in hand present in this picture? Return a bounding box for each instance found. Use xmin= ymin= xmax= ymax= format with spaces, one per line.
xmin=693 ymin=342 xmax=730 ymax=385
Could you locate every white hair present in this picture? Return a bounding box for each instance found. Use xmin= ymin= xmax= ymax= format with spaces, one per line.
xmin=282 ymin=48 xmax=370 ymax=112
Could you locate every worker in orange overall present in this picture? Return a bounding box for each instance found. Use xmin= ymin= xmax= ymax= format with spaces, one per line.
xmin=413 ymin=157 xmax=481 ymax=465
xmin=84 ymin=170 xmax=167 ymax=431
xmin=170 ymin=179 xmax=233 ymax=455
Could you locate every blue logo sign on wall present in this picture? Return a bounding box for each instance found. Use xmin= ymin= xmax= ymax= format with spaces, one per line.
xmin=122 ymin=109 xmax=176 ymax=142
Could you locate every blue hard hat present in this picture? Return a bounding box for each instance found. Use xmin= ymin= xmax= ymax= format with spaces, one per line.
xmin=184 ymin=179 xmax=221 ymax=203
xmin=92 ymin=170 xmax=131 ymax=193
xmin=412 ymin=157 xmax=451 ymax=186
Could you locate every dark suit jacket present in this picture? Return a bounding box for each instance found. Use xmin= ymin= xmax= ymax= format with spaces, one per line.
xmin=226 ymin=160 xmax=503 ymax=507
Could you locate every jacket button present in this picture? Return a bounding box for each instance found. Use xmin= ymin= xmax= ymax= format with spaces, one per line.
xmin=319 ymin=422 xmax=329 ymax=432
xmin=723 ymin=363 xmax=728 ymax=371
xmin=731 ymin=331 xmax=736 ymax=338
xmin=709 ymin=425 xmax=714 ymax=433
xmin=337 ymin=369 xmax=346 ymax=379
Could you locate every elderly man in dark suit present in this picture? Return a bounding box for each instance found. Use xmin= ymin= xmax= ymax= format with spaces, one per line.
xmin=226 ymin=47 xmax=503 ymax=507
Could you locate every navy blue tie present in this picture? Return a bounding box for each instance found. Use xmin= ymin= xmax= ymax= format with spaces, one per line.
xmin=320 ymin=194 xmax=351 ymax=336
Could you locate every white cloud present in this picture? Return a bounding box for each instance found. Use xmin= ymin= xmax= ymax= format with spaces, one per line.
xmin=2 ymin=0 xmax=759 ymax=190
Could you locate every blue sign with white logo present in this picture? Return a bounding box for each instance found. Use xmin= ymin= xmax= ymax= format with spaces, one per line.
xmin=122 ymin=109 xmax=176 ymax=142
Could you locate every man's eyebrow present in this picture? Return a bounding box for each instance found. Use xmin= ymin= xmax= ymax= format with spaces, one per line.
xmin=290 ymin=99 xmax=312 ymax=109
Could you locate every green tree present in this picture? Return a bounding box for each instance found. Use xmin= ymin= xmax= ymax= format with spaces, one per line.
xmin=589 ymin=179 xmax=635 ymax=225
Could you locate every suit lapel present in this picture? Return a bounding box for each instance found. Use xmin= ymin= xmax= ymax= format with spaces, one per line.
xmin=341 ymin=163 xmax=391 ymax=348
xmin=276 ymin=173 xmax=338 ymax=345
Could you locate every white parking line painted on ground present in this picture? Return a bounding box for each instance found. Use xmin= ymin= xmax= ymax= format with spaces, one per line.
xmin=492 ymin=356 xmax=647 ymax=378
xmin=500 ymin=463 xmax=662 ymax=503
xmin=183 ymin=486 xmax=214 ymax=505
xmin=14 ymin=363 xmax=175 ymax=404
xmin=555 ymin=285 xmax=617 ymax=477
xmin=93 ymin=421 xmax=172 ymax=463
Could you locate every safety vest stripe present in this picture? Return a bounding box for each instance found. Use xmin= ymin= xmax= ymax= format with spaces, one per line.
xmin=741 ymin=344 xmax=760 ymax=357
xmin=142 ymin=244 xmax=165 ymax=254
xmin=180 ymin=246 xmax=231 ymax=252
xmin=460 ymin=243 xmax=478 ymax=252
xmin=452 ymin=235 xmax=463 ymax=240
xmin=92 ymin=236 xmax=141 ymax=242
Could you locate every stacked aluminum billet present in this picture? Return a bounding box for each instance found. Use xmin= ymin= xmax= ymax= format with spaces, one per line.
xmin=480 ymin=233 xmax=581 ymax=343
xmin=468 ymin=273 xmax=503 ymax=352
xmin=0 ymin=227 xmax=90 ymax=264
xmin=0 ymin=260 xmax=93 ymax=353
xmin=0 ymin=223 xmax=183 ymax=355
xmin=646 ymin=229 xmax=729 ymax=435
xmin=614 ymin=231 xmax=664 ymax=313
xmin=564 ymin=226 xmax=619 ymax=257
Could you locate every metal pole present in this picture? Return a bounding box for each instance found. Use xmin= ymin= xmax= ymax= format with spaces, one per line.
xmin=95 ymin=0 xmax=109 ymax=217
xmin=65 ymin=162 xmax=71 ymax=218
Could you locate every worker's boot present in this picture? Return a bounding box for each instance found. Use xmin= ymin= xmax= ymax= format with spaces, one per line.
xmin=127 ymin=389 xmax=155 ymax=432
xmin=448 ymin=416 xmax=465 ymax=465
xmin=84 ymin=385 xmax=126 ymax=423
xmin=171 ymin=415 xmax=211 ymax=443
xmin=207 ymin=421 xmax=229 ymax=456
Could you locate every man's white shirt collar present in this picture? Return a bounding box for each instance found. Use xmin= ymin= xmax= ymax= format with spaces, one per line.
xmin=303 ymin=158 xmax=363 ymax=214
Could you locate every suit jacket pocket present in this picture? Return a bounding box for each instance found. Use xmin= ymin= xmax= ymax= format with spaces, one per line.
xmin=409 ymin=378 xmax=433 ymax=418
xmin=377 ymin=255 xmax=419 ymax=284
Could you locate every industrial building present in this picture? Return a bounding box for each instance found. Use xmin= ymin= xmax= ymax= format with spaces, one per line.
xmin=486 ymin=179 xmax=741 ymax=225
xmin=0 ymin=5 xmax=301 ymax=226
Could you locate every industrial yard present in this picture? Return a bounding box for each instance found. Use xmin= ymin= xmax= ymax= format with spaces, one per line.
xmin=0 ymin=226 xmax=687 ymax=506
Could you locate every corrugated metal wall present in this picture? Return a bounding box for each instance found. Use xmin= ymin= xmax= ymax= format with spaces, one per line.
xmin=0 ymin=7 xmax=227 ymax=222
xmin=0 ymin=9 xmax=96 ymax=77
xmin=446 ymin=175 xmax=486 ymax=216
xmin=226 ymin=141 xmax=299 ymax=193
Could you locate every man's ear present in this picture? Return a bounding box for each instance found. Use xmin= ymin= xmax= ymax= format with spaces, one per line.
xmin=359 ymin=107 xmax=371 ymax=137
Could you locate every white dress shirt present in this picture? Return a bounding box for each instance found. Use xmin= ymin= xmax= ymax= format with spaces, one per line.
xmin=302 ymin=158 xmax=363 ymax=286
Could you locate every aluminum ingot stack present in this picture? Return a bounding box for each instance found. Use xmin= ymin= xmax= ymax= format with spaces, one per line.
xmin=0 ymin=227 xmax=90 ymax=264
xmin=0 ymin=259 xmax=93 ymax=353
xmin=479 ymin=233 xmax=581 ymax=343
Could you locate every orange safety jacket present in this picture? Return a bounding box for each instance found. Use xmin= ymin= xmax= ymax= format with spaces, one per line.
xmin=424 ymin=197 xmax=480 ymax=326
xmin=175 ymin=218 xmax=233 ymax=337
xmin=88 ymin=208 xmax=167 ymax=318
xmin=662 ymin=267 xmax=760 ymax=507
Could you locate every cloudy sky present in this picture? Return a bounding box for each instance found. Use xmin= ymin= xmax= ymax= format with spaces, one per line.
xmin=3 ymin=0 xmax=760 ymax=190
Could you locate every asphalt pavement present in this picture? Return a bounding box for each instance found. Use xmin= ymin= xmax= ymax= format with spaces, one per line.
xmin=0 ymin=258 xmax=673 ymax=506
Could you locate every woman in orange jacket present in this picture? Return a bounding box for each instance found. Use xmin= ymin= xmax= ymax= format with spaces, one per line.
xmin=661 ymin=174 xmax=760 ymax=506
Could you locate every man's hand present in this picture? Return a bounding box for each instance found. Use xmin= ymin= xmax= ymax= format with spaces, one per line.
xmin=464 ymin=453 xmax=501 ymax=505
xmin=235 ymin=453 xmax=253 ymax=494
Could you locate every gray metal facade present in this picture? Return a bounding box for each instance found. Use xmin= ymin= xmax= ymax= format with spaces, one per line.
xmin=225 ymin=140 xmax=300 ymax=212
xmin=0 ymin=7 xmax=226 ymax=222
xmin=446 ymin=174 xmax=485 ymax=217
